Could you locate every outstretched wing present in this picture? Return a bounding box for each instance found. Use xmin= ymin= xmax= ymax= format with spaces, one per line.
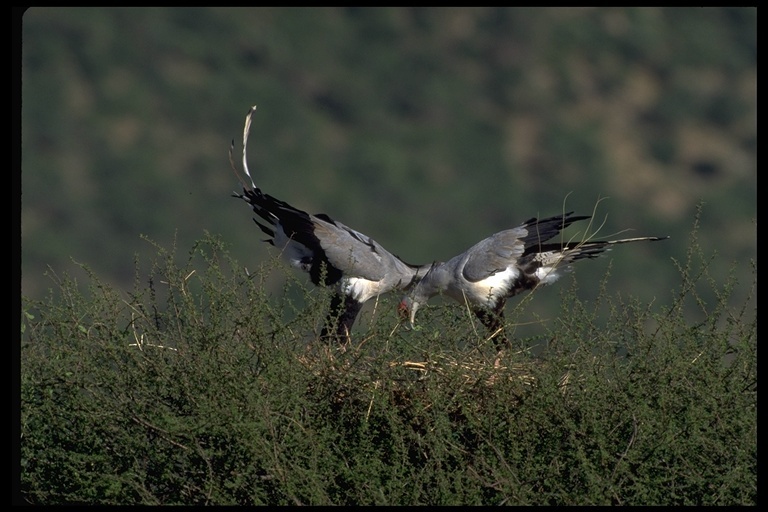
xmin=460 ymin=226 xmax=529 ymax=282
xmin=309 ymin=217 xmax=391 ymax=282
xmin=461 ymin=212 xmax=591 ymax=282
xmin=232 ymin=105 xmax=418 ymax=287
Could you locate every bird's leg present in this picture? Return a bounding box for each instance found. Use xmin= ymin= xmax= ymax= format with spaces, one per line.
xmin=473 ymin=301 xmax=510 ymax=352
xmin=321 ymin=293 xmax=362 ymax=346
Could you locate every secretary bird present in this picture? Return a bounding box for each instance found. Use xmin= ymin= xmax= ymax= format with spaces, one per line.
xmin=398 ymin=213 xmax=668 ymax=350
xmin=231 ymin=106 xmax=431 ymax=343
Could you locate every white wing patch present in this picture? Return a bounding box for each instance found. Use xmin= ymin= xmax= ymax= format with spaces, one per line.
xmin=341 ymin=276 xmax=383 ymax=303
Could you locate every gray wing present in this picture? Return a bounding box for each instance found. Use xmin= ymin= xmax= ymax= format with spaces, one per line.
xmin=460 ymin=226 xmax=529 ymax=282
xmin=312 ymin=218 xmax=392 ymax=281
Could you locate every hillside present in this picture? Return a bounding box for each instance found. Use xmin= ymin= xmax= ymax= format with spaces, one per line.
xmin=19 ymin=7 xmax=756 ymax=330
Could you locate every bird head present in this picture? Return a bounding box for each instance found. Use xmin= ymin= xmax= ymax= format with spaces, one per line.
xmin=398 ymin=261 xmax=444 ymax=330
xmin=397 ymin=295 xmax=421 ymax=330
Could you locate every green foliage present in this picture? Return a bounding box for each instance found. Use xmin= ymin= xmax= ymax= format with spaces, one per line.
xmin=20 ymin=226 xmax=756 ymax=505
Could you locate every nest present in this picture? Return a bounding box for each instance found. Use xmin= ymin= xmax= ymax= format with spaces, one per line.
xmin=296 ymin=344 xmax=571 ymax=416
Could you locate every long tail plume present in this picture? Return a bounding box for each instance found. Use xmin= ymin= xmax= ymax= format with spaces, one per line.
xmin=229 ymin=105 xmax=258 ymax=190
xmin=547 ymin=235 xmax=669 ymax=264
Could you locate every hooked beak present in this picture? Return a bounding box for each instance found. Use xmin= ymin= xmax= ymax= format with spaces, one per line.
xmin=398 ymin=298 xmax=419 ymax=330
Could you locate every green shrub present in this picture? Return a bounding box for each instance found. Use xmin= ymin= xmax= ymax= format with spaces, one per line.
xmin=20 ymin=226 xmax=756 ymax=505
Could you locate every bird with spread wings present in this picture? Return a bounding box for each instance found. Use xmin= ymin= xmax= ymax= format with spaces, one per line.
xmin=231 ymin=106 xmax=431 ymax=343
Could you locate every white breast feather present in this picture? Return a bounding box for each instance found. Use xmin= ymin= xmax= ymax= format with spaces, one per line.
xmin=459 ymin=266 xmax=519 ymax=307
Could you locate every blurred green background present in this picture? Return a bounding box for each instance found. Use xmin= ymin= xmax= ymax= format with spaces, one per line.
xmin=20 ymin=7 xmax=756 ymax=329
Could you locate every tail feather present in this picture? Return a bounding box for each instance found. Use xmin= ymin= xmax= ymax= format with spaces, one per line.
xmin=539 ymin=235 xmax=669 ymax=265
xmin=239 ymin=106 xmax=258 ymax=190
